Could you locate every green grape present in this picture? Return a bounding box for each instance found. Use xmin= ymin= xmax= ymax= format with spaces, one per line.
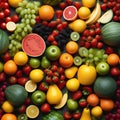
xmin=27 ymin=8 xmax=31 ymax=14
xmin=30 ymin=19 xmax=36 ymax=25
xmin=103 ymin=54 xmax=108 ymax=59
xmin=88 ymin=48 xmax=94 ymax=54
xmin=88 ymin=54 xmax=94 ymax=59
xmin=25 ymin=19 xmax=30 ymax=24
xmin=16 ymin=27 xmax=22 ymax=33
xmin=96 ymin=51 xmax=103 ymax=59
xmin=16 ymin=7 xmax=23 ymax=13
xmin=22 ymin=0 xmax=28 ymax=6
xmin=24 ymin=27 xmax=28 ymax=32
xmin=31 ymin=14 xmax=36 ymax=19
xmin=31 ymin=10 xmax=35 ymax=14
xmin=9 ymin=43 xmax=13 ymax=49
xmin=21 ymin=31 xmax=26 ymax=37
xmin=34 ymin=1 xmax=40 ymax=6
xmin=27 ymin=14 xmax=31 ymax=19
xmin=94 ymin=56 xmax=99 ymax=62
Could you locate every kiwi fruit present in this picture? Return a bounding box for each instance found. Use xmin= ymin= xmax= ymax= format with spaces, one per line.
xmin=73 ymin=56 xmax=83 ymax=66
xmin=70 ymin=32 xmax=80 ymax=41
xmin=18 ymin=114 xmax=28 ymax=120
xmin=78 ymin=47 xmax=88 ymax=57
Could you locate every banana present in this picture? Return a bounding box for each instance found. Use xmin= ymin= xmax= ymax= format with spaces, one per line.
xmin=85 ymin=1 xmax=101 ymax=25
xmin=54 ymin=92 xmax=68 ymax=109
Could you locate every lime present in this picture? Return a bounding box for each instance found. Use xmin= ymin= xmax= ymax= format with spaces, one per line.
xmin=29 ymin=58 xmax=40 ymax=68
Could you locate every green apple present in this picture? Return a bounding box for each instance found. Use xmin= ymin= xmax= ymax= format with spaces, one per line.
xmin=67 ymin=99 xmax=78 ymax=111
xmin=29 ymin=58 xmax=40 ymax=68
xmin=31 ymin=90 xmax=46 ymax=105
xmin=96 ymin=61 xmax=110 ymax=75
xmin=45 ymin=45 xmax=61 ymax=61
xmin=0 ymin=62 xmax=4 ymax=72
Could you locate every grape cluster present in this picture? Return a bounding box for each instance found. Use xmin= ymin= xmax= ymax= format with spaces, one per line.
xmin=8 ymin=0 xmax=40 ymax=56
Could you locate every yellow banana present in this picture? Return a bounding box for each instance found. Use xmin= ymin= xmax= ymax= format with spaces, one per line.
xmin=85 ymin=1 xmax=101 ymax=25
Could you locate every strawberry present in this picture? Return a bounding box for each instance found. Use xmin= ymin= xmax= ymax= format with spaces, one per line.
xmin=66 ymin=0 xmax=73 ymax=5
xmin=47 ymin=34 xmax=55 ymax=42
xmin=52 ymin=30 xmax=59 ymax=37
xmin=56 ymin=23 xmax=63 ymax=31
xmin=59 ymin=2 xmax=67 ymax=9
xmin=42 ymin=21 xmax=48 ymax=26
xmin=56 ymin=10 xmax=63 ymax=18
xmin=51 ymin=40 xmax=58 ymax=45
xmin=101 ymin=3 xmax=107 ymax=11
xmin=73 ymin=1 xmax=81 ymax=9
xmin=72 ymin=90 xmax=82 ymax=100
xmin=48 ymin=21 xmax=57 ymax=27
xmin=61 ymin=21 xmax=68 ymax=28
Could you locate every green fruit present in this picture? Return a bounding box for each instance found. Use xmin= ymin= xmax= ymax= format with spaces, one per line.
xmin=78 ymin=47 xmax=88 ymax=57
xmin=18 ymin=114 xmax=28 ymax=120
xmin=93 ymin=76 xmax=117 ymax=98
xmin=101 ymin=22 xmax=120 ymax=46
xmin=70 ymin=32 xmax=80 ymax=41
xmin=5 ymin=84 xmax=28 ymax=106
xmin=0 ymin=62 xmax=4 ymax=72
xmin=29 ymin=57 xmax=40 ymax=68
xmin=67 ymin=99 xmax=78 ymax=111
xmin=41 ymin=0 xmax=62 ymax=6
xmin=41 ymin=56 xmax=51 ymax=68
xmin=73 ymin=56 xmax=82 ymax=66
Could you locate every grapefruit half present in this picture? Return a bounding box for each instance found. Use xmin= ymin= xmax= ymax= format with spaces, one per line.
xmin=63 ymin=5 xmax=78 ymax=21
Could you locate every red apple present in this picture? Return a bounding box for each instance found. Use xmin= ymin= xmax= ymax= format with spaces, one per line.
xmin=8 ymin=76 xmax=17 ymax=84
xmin=2 ymin=51 xmax=11 ymax=62
xmin=22 ymin=65 xmax=32 ymax=76
xmin=17 ymin=77 xmax=28 ymax=86
xmin=15 ymin=70 xmax=23 ymax=78
xmin=0 ymin=72 xmax=6 ymax=82
xmin=110 ymin=67 xmax=120 ymax=76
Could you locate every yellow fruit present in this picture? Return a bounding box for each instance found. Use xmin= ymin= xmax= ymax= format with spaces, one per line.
xmin=66 ymin=78 xmax=80 ymax=92
xmin=26 ymin=105 xmax=39 ymax=119
xmin=82 ymin=0 xmax=96 ymax=8
xmin=29 ymin=69 xmax=44 ymax=83
xmin=8 ymin=0 xmax=23 ymax=8
xmin=14 ymin=51 xmax=28 ymax=66
xmin=47 ymin=84 xmax=62 ymax=105
xmin=78 ymin=7 xmax=91 ymax=20
xmin=69 ymin=19 xmax=87 ymax=33
xmin=91 ymin=106 xmax=103 ymax=117
xmin=2 ymin=101 xmax=14 ymax=113
xmin=77 ymin=65 xmax=97 ymax=85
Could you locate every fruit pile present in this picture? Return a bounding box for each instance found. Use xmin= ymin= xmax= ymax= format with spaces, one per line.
xmin=0 ymin=0 xmax=120 ymax=120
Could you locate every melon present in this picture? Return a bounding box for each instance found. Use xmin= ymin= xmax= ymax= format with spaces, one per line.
xmin=41 ymin=0 xmax=62 ymax=6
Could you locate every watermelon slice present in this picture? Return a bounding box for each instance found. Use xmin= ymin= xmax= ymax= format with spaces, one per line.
xmin=63 ymin=5 xmax=78 ymax=21
xmin=22 ymin=33 xmax=46 ymax=57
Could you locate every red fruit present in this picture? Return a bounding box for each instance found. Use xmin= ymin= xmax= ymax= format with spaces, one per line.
xmin=48 ymin=21 xmax=57 ymax=27
xmin=105 ymin=46 xmax=114 ymax=54
xmin=17 ymin=77 xmax=28 ymax=86
xmin=79 ymin=98 xmax=87 ymax=107
xmin=11 ymin=14 xmax=20 ymax=23
xmin=95 ymin=28 xmax=101 ymax=35
xmin=5 ymin=16 xmax=12 ymax=23
xmin=35 ymin=16 xmax=41 ymax=23
xmin=3 ymin=2 xmax=9 ymax=9
xmin=57 ymin=80 xmax=66 ymax=89
xmin=4 ymin=9 xmax=10 ymax=16
xmin=72 ymin=111 xmax=81 ymax=119
xmin=56 ymin=10 xmax=63 ymax=18
xmin=47 ymin=70 xmax=53 ymax=77
xmin=85 ymin=42 xmax=91 ymax=49
xmin=2 ymin=51 xmax=11 ymax=62
xmin=61 ymin=21 xmax=68 ymax=28
xmin=51 ymin=65 xmax=58 ymax=72
xmin=45 ymin=76 xmax=52 ymax=83
xmin=53 ymin=71 xmax=59 ymax=77
xmin=91 ymin=38 xmax=98 ymax=48
xmin=51 ymin=40 xmax=58 ymax=45
xmin=60 ymin=74 xmax=65 ymax=80
xmin=22 ymin=65 xmax=32 ymax=76
xmin=101 ymin=3 xmax=107 ymax=11
xmin=40 ymin=103 xmax=51 ymax=113
xmin=72 ymin=90 xmax=82 ymax=100
xmin=66 ymin=0 xmax=73 ymax=5
xmin=1 ymin=22 xmax=6 ymax=29
xmin=47 ymin=34 xmax=55 ymax=42
xmin=73 ymin=1 xmax=81 ymax=9
xmin=15 ymin=70 xmax=23 ymax=78
xmin=56 ymin=18 xmax=62 ymax=25
xmin=42 ymin=21 xmax=48 ymax=26
xmin=38 ymin=82 xmax=48 ymax=92
xmin=52 ymin=76 xmax=59 ymax=83
xmin=25 ymin=97 xmax=31 ymax=105
xmin=52 ymin=30 xmax=59 ymax=37
xmin=8 ymin=76 xmax=17 ymax=84
xmin=58 ymin=67 xmax=64 ymax=74
xmin=0 ymin=12 xmax=5 ymax=19
xmin=56 ymin=23 xmax=63 ymax=31
xmin=95 ymin=34 xmax=101 ymax=41
xmin=0 ymin=72 xmax=6 ymax=82
xmin=59 ymin=2 xmax=67 ymax=9
xmin=97 ymin=42 xmax=103 ymax=49
xmin=110 ymin=67 xmax=120 ymax=76
xmin=17 ymin=104 xmax=26 ymax=113
xmin=63 ymin=111 xmax=72 ymax=120
xmin=89 ymin=29 xmax=95 ymax=36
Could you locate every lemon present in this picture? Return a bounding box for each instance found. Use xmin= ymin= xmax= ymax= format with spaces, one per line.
xmin=69 ymin=19 xmax=87 ymax=33
xmin=29 ymin=69 xmax=44 ymax=83
xmin=66 ymin=78 xmax=80 ymax=92
xmin=14 ymin=51 xmax=28 ymax=66
xmin=91 ymin=106 xmax=103 ymax=117
xmin=78 ymin=7 xmax=91 ymax=20
xmin=82 ymin=0 xmax=96 ymax=8
xmin=8 ymin=0 xmax=23 ymax=8
xmin=26 ymin=105 xmax=39 ymax=119
xmin=25 ymin=80 xmax=37 ymax=92
xmin=2 ymin=101 xmax=14 ymax=113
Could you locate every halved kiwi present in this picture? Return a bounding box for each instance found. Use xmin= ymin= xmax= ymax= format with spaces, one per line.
xmin=70 ymin=31 xmax=80 ymax=41
xmin=73 ymin=56 xmax=83 ymax=66
xmin=78 ymin=47 xmax=88 ymax=57
xmin=18 ymin=114 xmax=28 ymax=120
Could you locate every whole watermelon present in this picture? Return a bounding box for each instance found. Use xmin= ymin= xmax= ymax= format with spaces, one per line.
xmin=41 ymin=0 xmax=63 ymax=6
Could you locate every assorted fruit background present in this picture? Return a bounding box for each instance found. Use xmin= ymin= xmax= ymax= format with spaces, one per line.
xmin=0 ymin=0 xmax=120 ymax=120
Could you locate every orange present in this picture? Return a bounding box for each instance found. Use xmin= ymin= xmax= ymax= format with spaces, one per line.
xmin=100 ymin=98 xmax=115 ymax=111
xmin=82 ymin=0 xmax=96 ymax=8
xmin=39 ymin=5 xmax=54 ymax=21
xmin=87 ymin=93 xmax=99 ymax=106
xmin=8 ymin=0 xmax=23 ymax=8
xmin=91 ymin=106 xmax=103 ymax=117
xmin=59 ymin=53 xmax=74 ymax=68
xmin=107 ymin=53 xmax=119 ymax=66
xmin=78 ymin=7 xmax=91 ymax=20
xmin=3 ymin=60 xmax=17 ymax=75
xmin=66 ymin=41 xmax=79 ymax=54
xmin=1 ymin=113 xmax=17 ymax=120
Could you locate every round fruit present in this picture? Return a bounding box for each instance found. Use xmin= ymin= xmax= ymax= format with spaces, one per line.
xmin=78 ymin=6 xmax=91 ymax=20
xmin=82 ymin=0 xmax=96 ymax=8
xmin=26 ymin=105 xmax=39 ymax=119
xmin=29 ymin=57 xmax=40 ymax=68
xmin=91 ymin=106 xmax=103 ymax=117
xmin=39 ymin=5 xmax=54 ymax=21
xmin=29 ymin=69 xmax=44 ymax=83
xmin=3 ymin=60 xmax=18 ymax=75
xmin=0 ymin=62 xmax=4 ymax=72
xmin=66 ymin=41 xmax=79 ymax=54
xmin=59 ymin=53 xmax=74 ymax=68
xmin=18 ymin=114 xmax=28 ymax=120
xmin=14 ymin=51 xmax=28 ymax=66
xmin=93 ymin=76 xmax=117 ymax=98
xmin=66 ymin=78 xmax=80 ymax=92
xmin=78 ymin=47 xmax=88 ymax=57
xmin=2 ymin=101 xmax=14 ymax=113
xmin=70 ymin=32 xmax=80 ymax=41
xmin=73 ymin=56 xmax=83 ymax=66
xmin=63 ymin=5 xmax=78 ymax=21
xmin=1 ymin=113 xmax=17 ymax=120
xmin=8 ymin=0 xmax=23 ymax=8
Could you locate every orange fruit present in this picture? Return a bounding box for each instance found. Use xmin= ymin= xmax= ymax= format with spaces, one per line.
xmin=59 ymin=53 xmax=74 ymax=68
xmin=107 ymin=53 xmax=119 ymax=66
xmin=14 ymin=51 xmax=28 ymax=66
xmin=1 ymin=113 xmax=17 ymax=120
xmin=3 ymin=60 xmax=17 ymax=75
xmin=87 ymin=93 xmax=99 ymax=106
xmin=91 ymin=106 xmax=103 ymax=117
xmin=82 ymin=0 xmax=96 ymax=8
xmin=39 ymin=5 xmax=54 ymax=21
xmin=8 ymin=0 xmax=23 ymax=8
xmin=100 ymin=98 xmax=115 ymax=111
xmin=78 ymin=7 xmax=91 ymax=20
xmin=66 ymin=41 xmax=79 ymax=54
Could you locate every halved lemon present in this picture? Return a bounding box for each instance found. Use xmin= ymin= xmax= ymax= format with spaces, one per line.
xmin=25 ymin=80 xmax=37 ymax=92
xmin=26 ymin=105 xmax=39 ymax=119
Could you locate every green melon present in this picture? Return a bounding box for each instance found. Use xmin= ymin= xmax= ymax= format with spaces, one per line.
xmin=41 ymin=0 xmax=62 ymax=6
xmin=93 ymin=76 xmax=117 ymax=98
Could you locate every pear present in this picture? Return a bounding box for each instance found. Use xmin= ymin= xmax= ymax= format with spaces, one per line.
xmin=80 ymin=108 xmax=91 ymax=120
xmin=46 ymin=84 xmax=62 ymax=105
xmin=41 ymin=56 xmax=51 ymax=68
xmin=64 ymin=66 xmax=78 ymax=79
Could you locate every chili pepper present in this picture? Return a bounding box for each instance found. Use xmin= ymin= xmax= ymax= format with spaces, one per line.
xmin=72 ymin=90 xmax=83 ymax=100
xmin=79 ymin=98 xmax=88 ymax=107
xmin=63 ymin=111 xmax=72 ymax=120
xmin=72 ymin=110 xmax=81 ymax=119
xmin=38 ymin=82 xmax=48 ymax=92
xmin=82 ymin=86 xmax=93 ymax=96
